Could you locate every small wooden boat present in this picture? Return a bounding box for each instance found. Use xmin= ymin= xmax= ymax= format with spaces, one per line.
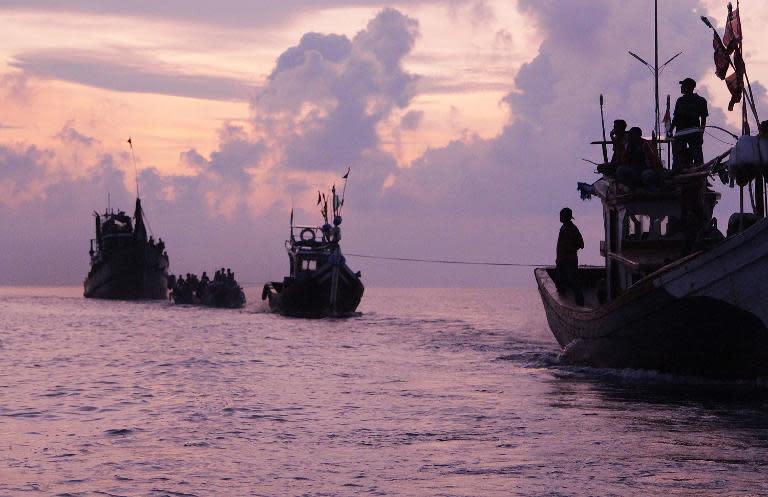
xmin=262 ymin=221 xmax=364 ymax=318
xmin=170 ymin=273 xmax=246 ymax=309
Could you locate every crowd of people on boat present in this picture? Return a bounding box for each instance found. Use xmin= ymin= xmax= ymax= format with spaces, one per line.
xmin=168 ymin=268 xmax=245 ymax=308
xmin=598 ymin=77 xmax=709 ymax=191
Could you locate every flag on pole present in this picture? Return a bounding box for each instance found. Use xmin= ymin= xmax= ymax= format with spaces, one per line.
xmin=342 ymin=167 xmax=350 ymax=179
xmin=317 ymin=191 xmax=322 ymax=205
xmin=127 ymin=137 xmax=133 ymax=148
xmin=726 ymin=50 xmax=745 ymax=111
xmin=712 ymin=34 xmax=730 ymax=79
xmin=723 ymin=7 xmax=742 ymax=53
xmin=662 ymin=95 xmax=672 ymax=135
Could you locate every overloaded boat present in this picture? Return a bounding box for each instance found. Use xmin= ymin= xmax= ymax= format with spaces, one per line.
xmin=169 ymin=270 xmax=246 ymax=308
xmin=535 ymin=1 xmax=768 ymax=378
xmin=84 ymin=197 xmax=169 ymax=299
xmin=262 ymin=178 xmax=364 ymax=317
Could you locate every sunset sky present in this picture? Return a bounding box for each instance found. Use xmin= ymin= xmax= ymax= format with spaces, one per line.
xmin=2 ymin=0 xmax=768 ymax=286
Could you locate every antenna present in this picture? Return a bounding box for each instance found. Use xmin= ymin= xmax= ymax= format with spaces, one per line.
xmin=127 ymin=137 xmax=139 ymax=198
xmin=654 ymin=0 xmax=660 ymax=146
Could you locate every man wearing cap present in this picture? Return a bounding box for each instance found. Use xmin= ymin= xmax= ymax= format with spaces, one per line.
xmin=556 ymin=207 xmax=585 ymax=306
xmin=668 ymin=77 xmax=708 ymax=169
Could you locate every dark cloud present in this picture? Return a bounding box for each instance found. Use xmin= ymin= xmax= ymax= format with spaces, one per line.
xmin=55 ymin=121 xmax=97 ymax=146
xmin=399 ymin=110 xmax=423 ymax=130
xmin=11 ymin=50 xmax=253 ymax=101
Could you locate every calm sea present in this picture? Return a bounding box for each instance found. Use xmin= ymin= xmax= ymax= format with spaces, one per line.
xmin=0 ymin=286 xmax=766 ymax=496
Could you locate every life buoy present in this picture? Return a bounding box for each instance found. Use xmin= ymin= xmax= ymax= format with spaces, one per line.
xmin=300 ymin=228 xmax=316 ymax=242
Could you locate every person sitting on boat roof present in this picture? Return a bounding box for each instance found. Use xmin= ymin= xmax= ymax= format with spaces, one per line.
xmin=760 ymin=120 xmax=768 ymax=138
xmin=616 ymin=127 xmax=663 ymax=191
xmin=598 ymin=120 xmax=628 ymax=176
xmin=669 ymin=77 xmax=708 ymax=169
xmin=555 ymin=208 xmax=584 ymax=307
xmin=330 ymin=216 xmax=342 ymax=245
xmin=610 ymin=119 xmax=628 ymax=164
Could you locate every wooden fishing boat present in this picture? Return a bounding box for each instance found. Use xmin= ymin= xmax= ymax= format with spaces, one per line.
xmin=536 ymin=1 xmax=768 ymax=378
xmin=536 ymin=213 xmax=768 ymax=378
xmin=262 ymin=223 xmax=364 ymax=318
xmin=84 ymin=197 xmax=169 ymax=300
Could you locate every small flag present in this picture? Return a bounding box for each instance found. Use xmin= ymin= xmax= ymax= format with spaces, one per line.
xmin=290 ymin=208 xmax=294 ymax=227
xmin=317 ymin=191 xmax=321 ymax=205
xmin=663 ymin=95 xmax=672 ymax=135
xmin=726 ymin=50 xmax=745 ymax=111
xmin=712 ymin=34 xmax=730 ymax=80
xmin=723 ymin=7 xmax=742 ymax=53
xmin=127 ymin=137 xmax=133 ymax=147
xmin=342 ymin=167 xmax=350 ymax=179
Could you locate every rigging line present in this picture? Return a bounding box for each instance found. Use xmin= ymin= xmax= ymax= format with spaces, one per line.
xmin=704 ymin=130 xmax=736 ymax=147
xmin=345 ymin=253 xmax=547 ymax=267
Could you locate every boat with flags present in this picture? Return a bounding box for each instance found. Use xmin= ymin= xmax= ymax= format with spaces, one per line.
xmin=84 ymin=139 xmax=169 ymax=300
xmin=262 ymin=171 xmax=364 ymax=318
xmin=535 ymin=1 xmax=768 ymax=378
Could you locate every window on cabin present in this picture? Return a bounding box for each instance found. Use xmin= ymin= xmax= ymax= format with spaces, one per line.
xmin=301 ymin=259 xmax=317 ymax=271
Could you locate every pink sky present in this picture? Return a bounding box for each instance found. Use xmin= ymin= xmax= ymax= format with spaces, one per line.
xmin=1 ymin=1 xmax=766 ymax=286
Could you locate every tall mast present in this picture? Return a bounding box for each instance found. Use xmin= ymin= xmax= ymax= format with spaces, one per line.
xmin=654 ymin=0 xmax=660 ymax=144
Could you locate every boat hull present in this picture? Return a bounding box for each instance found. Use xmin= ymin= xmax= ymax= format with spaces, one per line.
xmin=263 ymin=263 xmax=364 ymax=318
xmin=535 ymin=218 xmax=768 ymax=378
xmin=84 ymin=246 xmax=168 ymax=300
xmin=172 ymin=287 xmax=245 ymax=309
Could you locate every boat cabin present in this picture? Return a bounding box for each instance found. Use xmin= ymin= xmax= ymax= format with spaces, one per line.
xmin=587 ymin=141 xmax=731 ymax=303
xmin=285 ymin=225 xmax=335 ymax=280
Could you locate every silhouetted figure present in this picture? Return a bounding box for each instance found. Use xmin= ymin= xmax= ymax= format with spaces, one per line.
xmin=617 ymin=127 xmax=663 ymax=190
xmin=610 ymin=119 xmax=628 ymax=164
xmin=760 ymin=120 xmax=768 ymax=138
xmin=669 ymin=78 xmax=708 ymax=169
xmin=556 ymin=208 xmax=584 ymax=306
xmin=331 ymin=216 xmax=342 ymax=245
xmin=201 ymin=271 xmax=209 ymax=285
xmin=321 ymin=223 xmax=333 ymax=243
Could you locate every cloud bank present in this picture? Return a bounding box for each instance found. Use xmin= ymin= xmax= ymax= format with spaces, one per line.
xmin=0 ymin=1 xmax=750 ymax=287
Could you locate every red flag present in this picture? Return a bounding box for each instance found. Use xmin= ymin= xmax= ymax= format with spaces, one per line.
xmin=723 ymin=8 xmax=742 ymax=53
xmin=713 ymin=34 xmax=729 ymax=80
xmin=662 ymin=97 xmax=672 ymax=135
xmin=726 ymin=51 xmax=745 ymax=111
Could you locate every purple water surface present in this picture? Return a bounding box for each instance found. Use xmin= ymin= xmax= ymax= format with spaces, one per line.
xmin=0 ymin=287 xmax=766 ymax=496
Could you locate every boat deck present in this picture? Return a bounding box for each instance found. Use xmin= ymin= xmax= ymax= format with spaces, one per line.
xmin=536 ymin=266 xmax=605 ymax=311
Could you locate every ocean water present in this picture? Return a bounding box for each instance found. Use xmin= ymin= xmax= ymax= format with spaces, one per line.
xmin=0 ymin=286 xmax=767 ymax=497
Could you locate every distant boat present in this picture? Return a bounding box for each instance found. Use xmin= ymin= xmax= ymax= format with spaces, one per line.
xmin=262 ymin=218 xmax=364 ymax=318
xmin=536 ymin=2 xmax=768 ymax=378
xmin=169 ymin=272 xmax=246 ymax=309
xmin=84 ymin=197 xmax=169 ymax=300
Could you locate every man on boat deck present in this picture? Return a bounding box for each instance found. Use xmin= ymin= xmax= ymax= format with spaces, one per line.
xmin=556 ymin=208 xmax=585 ymax=306
xmin=669 ymin=77 xmax=708 ymax=169
xmin=610 ymin=119 xmax=628 ymax=164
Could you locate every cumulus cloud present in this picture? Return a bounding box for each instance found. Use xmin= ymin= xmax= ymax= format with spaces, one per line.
xmin=0 ymin=2 xmax=746 ymax=287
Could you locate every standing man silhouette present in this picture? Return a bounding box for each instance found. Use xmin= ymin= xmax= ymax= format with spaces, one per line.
xmin=669 ymin=77 xmax=708 ymax=169
xmin=556 ymin=208 xmax=585 ymax=306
